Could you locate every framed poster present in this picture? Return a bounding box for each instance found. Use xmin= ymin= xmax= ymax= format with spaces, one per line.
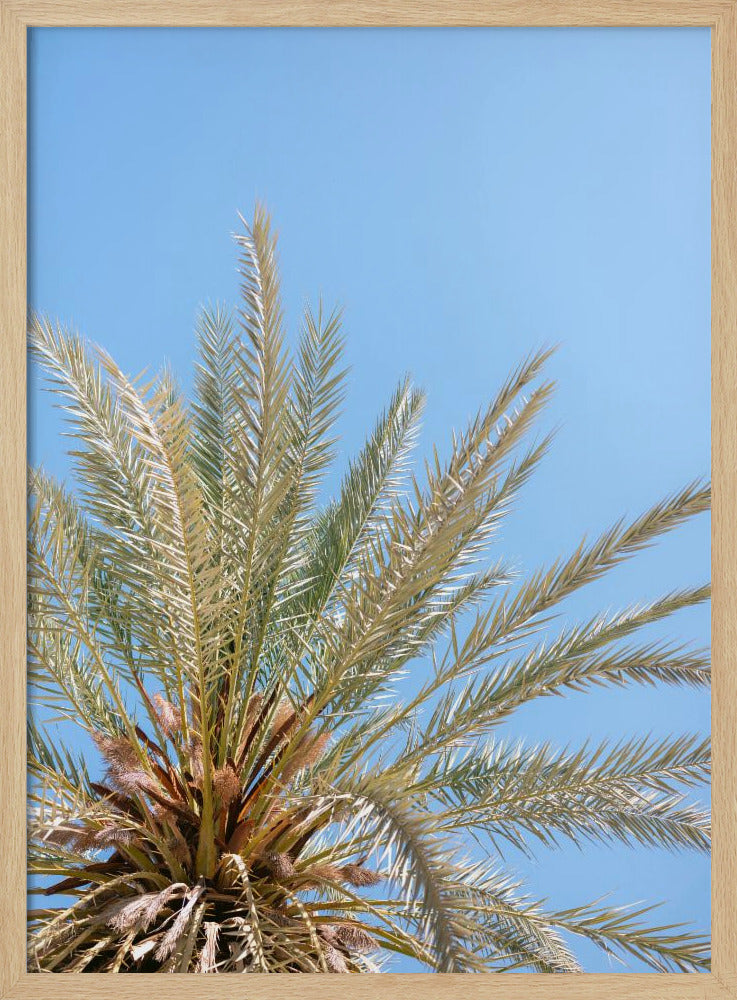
xmin=1 ymin=3 xmax=735 ymax=999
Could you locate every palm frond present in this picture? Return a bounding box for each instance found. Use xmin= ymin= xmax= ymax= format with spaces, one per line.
xmin=330 ymin=769 xmax=474 ymax=972
xmin=429 ymin=733 xmax=710 ymax=853
xmin=548 ymin=900 xmax=711 ymax=972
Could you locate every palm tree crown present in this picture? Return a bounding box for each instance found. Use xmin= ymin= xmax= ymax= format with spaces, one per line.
xmin=28 ymin=207 xmax=710 ymax=974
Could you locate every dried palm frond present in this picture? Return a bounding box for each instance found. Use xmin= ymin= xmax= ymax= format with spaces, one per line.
xmin=196 ymin=921 xmax=220 ymax=973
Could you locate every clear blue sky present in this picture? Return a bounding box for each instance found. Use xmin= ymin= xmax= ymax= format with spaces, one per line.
xmin=28 ymin=26 xmax=711 ymax=973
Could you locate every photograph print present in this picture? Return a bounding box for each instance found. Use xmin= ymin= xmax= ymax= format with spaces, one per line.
xmin=27 ymin=27 xmax=711 ymax=974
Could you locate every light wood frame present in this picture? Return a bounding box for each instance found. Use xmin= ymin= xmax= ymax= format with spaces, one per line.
xmin=1 ymin=3 xmax=733 ymax=997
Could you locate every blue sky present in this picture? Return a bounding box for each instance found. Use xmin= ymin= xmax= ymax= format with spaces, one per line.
xmin=28 ymin=26 xmax=711 ymax=972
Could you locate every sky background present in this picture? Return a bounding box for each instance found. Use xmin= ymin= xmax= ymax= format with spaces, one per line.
xmin=28 ymin=26 xmax=711 ymax=973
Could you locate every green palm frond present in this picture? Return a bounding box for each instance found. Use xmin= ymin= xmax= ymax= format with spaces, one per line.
xmin=428 ymin=732 xmax=710 ymax=853
xmin=547 ymin=900 xmax=711 ymax=972
xmin=291 ymin=375 xmax=426 ymax=630
xmin=191 ymin=304 xmax=240 ymax=527
xmin=27 ymin=207 xmax=710 ymax=974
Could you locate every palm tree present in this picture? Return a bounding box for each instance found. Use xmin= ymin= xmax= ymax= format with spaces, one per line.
xmin=27 ymin=207 xmax=710 ymax=974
